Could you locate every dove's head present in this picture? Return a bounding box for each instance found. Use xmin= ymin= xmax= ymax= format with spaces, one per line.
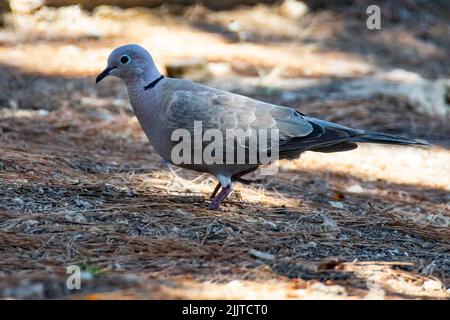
xmin=96 ymin=44 xmax=160 ymax=84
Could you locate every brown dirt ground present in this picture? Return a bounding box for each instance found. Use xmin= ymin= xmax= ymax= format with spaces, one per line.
xmin=0 ymin=1 xmax=449 ymax=299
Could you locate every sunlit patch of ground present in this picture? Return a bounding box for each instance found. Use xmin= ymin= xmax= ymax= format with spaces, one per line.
xmin=0 ymin=2 xmax=449 ymax=299
xmin=289 ymin=145 xmax=450 ymax=190
xmin=0 ymin=5 xmax=375 ymax=76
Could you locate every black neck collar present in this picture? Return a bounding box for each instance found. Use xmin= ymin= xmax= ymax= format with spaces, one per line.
xmin=143 ymin=75 xmax=164 ymax=90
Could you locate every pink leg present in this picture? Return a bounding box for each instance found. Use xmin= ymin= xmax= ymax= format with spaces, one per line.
xmin=208 ymin=185 xmax=232 ymax=210
xmin=210 ymin=183 xmax=222 ymax=199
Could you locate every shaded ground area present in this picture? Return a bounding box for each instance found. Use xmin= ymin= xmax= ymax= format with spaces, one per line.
xmin=0 ymin=1 xmax=449 ymax=299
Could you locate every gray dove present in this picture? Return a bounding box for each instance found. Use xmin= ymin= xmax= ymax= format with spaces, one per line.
xmin=96 ymin=44 xmax=426 ymax=210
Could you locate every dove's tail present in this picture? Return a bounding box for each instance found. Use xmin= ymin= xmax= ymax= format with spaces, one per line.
xmin=281 ymin=116 xmax=428 ymax=156
xmin=350 ymin=131 xmax=428 ymax=146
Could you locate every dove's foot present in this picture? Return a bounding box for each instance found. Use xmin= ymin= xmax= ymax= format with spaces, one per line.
xmin=210 ymin=176 xmax=254 ymax=200
xmin=208 ymin=185 xmax=232 ymax=210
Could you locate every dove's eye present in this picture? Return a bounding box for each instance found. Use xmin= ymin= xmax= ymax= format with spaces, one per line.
xmin=120 ymin=55 xmax=130 ymax=64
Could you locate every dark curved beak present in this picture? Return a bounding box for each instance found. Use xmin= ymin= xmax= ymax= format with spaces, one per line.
xmin=96 ymin=66 xmax=116 ymax=83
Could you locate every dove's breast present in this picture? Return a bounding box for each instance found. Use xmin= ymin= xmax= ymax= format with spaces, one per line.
xmin=127 ymin=83 xmax=175 ymax=162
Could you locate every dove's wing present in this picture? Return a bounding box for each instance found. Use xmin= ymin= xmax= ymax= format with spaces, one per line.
xmin=160 ymin=89 xmax=313 ymax=151
xmin=159 ymin=87 xmax=360 ymax=159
